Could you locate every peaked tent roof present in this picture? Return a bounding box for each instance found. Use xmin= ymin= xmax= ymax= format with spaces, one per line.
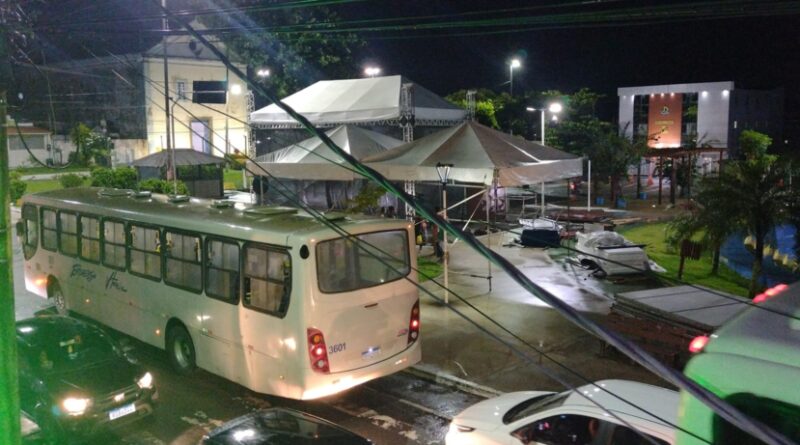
xmin=131 ymin=149 xmax=225 ymax=168
xmin=362 ymin=121 xmax=583 ymax=186
xmin=250 ymin=75 xmax=467 ymax=128
xmin=252 ymin=125 xmax=403 ymax=180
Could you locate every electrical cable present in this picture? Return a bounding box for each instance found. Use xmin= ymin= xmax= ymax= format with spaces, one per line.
xmin=159 ymin=8 xmax=796 ymax=445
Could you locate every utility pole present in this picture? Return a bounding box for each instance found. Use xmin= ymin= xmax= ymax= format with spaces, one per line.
xmin=162 ymin=0 xmax=176 ymax=194
xmin=1 ymin=91 xmax=21 ymax=445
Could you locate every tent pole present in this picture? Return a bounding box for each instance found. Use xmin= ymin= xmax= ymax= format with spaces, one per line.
xmin=587 ymin=159 xmax=592 ymax=211
xmin=486 ymin=187 xmax=492 ymax=292
xmin=541 ymin=181 xmax=546 ymax=217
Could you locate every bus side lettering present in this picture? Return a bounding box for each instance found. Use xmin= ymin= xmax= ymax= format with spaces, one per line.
xmin=70 ymin=263 xmax=97 ymax=282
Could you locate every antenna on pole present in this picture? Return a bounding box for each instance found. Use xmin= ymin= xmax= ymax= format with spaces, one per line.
xmin=467 ymin=89 xmax=477 ymax=121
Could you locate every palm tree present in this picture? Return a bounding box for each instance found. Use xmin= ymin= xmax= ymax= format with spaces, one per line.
xmin=670 ymin=131 xmax=793 ymax=296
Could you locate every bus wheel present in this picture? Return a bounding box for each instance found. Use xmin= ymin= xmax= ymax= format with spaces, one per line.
xmin=48 ymin=280 xmax=67 ymax=315
xmin=167 ymin=326 xmax=196 ymax=374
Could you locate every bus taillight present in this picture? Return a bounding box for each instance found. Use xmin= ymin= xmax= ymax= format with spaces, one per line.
xmin=408 ymin=300 xmax=420 ymax=345
xmin=307 ymin=328 xmax=330 ymax=373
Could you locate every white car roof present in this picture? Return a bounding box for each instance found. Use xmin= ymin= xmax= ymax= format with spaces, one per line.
xmin=563 ymin=380 xmax=679 ymax=426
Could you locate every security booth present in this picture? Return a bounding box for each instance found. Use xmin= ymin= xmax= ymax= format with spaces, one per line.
xmin=131 ymin=149 xmax=225 ymax=198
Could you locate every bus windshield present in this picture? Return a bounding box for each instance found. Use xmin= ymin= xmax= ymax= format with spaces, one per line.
xmin=316 ymin=230 xmax=410 ymax=293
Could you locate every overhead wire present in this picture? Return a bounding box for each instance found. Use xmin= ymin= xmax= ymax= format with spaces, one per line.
xmin=159 ymin=7 xmax=796 ymax=445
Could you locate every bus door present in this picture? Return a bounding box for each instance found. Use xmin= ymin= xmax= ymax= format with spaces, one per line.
xmin=313 ymin=230 xmax=416 ymax=373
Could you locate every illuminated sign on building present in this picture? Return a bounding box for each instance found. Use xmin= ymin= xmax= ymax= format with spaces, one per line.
xmin=648 ymin=94 xmax=683 ymax=147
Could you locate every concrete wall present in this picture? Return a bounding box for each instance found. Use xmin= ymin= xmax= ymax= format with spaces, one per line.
xmin=142 ymin=57 xmax=248 ymax=158
xmin=10 ymin=134 xmax=78 ymax=168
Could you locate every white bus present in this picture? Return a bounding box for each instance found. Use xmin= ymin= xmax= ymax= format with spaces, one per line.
xmin=18 ymin=188 xmax=421 ymax=400
xmin=677 ymin=281 xmax=800 ymax=444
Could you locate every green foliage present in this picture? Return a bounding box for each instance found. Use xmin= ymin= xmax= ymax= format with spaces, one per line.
xmin=201 ymin=5 xmax=365 ymax=98
xmin=89 ymin=167 xmax=138 ymax=189
xmin=739 ymin=129 xmax=773 ymax=161
xmin=69 ymin=123 xmax=112 ymax=166
xmin=137 ymin=179 xmax=189 ymax=195
xmin=10 ymin=171 xmax=27 ymax=201
xmin=58 ymin=173 xmax=85 ymax=188
xmin=345 ymin=182 xmax=385 ymax=214
xmin=445 ymin=89 xmax=500 ymax=129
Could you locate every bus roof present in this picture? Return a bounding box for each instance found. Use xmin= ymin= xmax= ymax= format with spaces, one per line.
xmin=704 ymin=282 xmax=800 ymax=369
xmin=22 ymin=188 xmax=402 ymax=243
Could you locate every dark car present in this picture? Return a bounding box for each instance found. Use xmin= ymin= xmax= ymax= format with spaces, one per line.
xmin=203 ymin=408 xmax=372 ymax=445
xmin=17 ymin=315 xmax=158 ymax=443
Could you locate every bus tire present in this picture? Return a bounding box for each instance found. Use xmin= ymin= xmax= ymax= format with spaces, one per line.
xmin=167 ymin=326 xmax=196 ymax=374
xmin=48 ymin=279 xmax=68 ymax=315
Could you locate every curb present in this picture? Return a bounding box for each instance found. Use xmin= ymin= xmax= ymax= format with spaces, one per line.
xmin=405 ymin=363 xmax=502 ymax=399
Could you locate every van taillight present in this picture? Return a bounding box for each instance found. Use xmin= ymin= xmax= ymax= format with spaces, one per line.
xmin=688 ymin=335 xmax=709 ymax=354
xmin=307 ymin=328 xmax=330 ymax=373
xmin=753 ymin=283 xmax=788 ymax=304
xmin=408 ymin=300 xmax=420 ymax=345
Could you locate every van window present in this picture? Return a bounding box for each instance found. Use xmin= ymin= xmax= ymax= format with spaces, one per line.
xmin=715 ymin=394 xmax=800 ymax=444
xmin=80 ymin=216 xmax=100 ymax=262
xmin=103 ymin=220 xmax=126 ymax=270
xmin=165 ymin=231 xmax=202 ymax=292
xmin=59 ymin=212 xmax=78 ymax=256
xmin=243 ymin=245 xmax=290 ymax=316
xmin=21 ymin=205 xmax=38 ymax=259
xmin=129 ymin=225 xmax=161 ymax=280
xmin=206 ymin=238 xmax=240 ymax=303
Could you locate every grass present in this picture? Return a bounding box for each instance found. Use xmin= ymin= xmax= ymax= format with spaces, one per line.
xmin=417 ymin=257 xmax=443 ymax=282
xmin=22 ymin=177 xmax=89 ymax=196
xmin=223 ymin=168 xmax=244 ymax=190
xmin=618 ymin=222 xmax=751 ymax=297
xmin=13 ymin=166 xmax=90 ymax=175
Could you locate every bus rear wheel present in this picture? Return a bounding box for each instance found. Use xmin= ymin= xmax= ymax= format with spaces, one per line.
xmin=48 ymin=280 xmax=67 ymax=315
xmin=167 ymin=326 xmax=196 ymax=374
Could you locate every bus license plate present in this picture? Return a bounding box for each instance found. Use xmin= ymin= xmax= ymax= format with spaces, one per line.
xmin=109 ymin=403 xmax=136 ymax=420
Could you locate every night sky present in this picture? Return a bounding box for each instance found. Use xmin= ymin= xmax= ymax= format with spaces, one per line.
xmin=18 ymin=0 xmax=800 ymax=131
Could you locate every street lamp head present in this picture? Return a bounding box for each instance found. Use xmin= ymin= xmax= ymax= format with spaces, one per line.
xmin=548 ymin=103 xmax=563 ymax=113
xmin=510 ymin=58 xmax=521 ymax=69
xmin=230 ymin=84 xmax=243 ymax=95
xmin=526 ymin=107 xmax=536 ymax=112
xmin=436 ymin=162 xmax=454 ymax=184
xmin=256 ymin=68 xmax=270 ymax=77
xmin=364 ymin=66 xmax=381 ymax=77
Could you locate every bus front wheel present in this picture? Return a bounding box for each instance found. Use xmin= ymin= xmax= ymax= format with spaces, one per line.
xmin=48 ymin=280 xmax=67 ymax=315
xmin=167 ymin=326 xmax=196 ymax=374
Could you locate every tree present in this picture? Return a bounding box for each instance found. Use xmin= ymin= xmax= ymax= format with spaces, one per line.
xmin=669 ymin=131 xmax=792 ymax=296
xmin=199 ymin=2 xmax=365 ymax=99
xmin=587 ymin=127 xmax=648 ymax=207
xmin=69 ymin=123 xmax=112 ymax=166
xmin=444 ymin=89 xmax=500 ymax=129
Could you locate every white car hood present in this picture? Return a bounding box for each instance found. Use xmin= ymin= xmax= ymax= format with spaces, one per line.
xmin=452 ymin=391 xmax=555 ymax=432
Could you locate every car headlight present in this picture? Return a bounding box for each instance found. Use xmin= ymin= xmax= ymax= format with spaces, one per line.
xmin=62 ymin=397 xmax=91 ymax=416
xmin=137 ymin=372 xmax=154 ymax=389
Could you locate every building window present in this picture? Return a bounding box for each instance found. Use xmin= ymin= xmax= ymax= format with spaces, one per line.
xmin=176 ymin=79 xmax=188 ymax=100
xmin=632 ymin=95 xmax=649 ymax=138
xmin=206 ymin=238 xmax=240 ymax=303
xmin=58 ymin=211 xmax=78 ymax=257
xmin=103 ymin=220 xmax=127 ymax=270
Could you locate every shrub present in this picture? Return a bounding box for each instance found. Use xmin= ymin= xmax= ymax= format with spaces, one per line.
xmin=137 ymin=179 xmax=189 ymax=195
xmin=10 ymin=172 xmax=27 ymax=201
xmin=59 ymin=173 xmax=85 ymax=188
xmin=90 ymin=167 xmax=138 ymax=189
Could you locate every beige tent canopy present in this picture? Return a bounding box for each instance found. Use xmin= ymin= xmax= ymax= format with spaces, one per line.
xmin=252 ymin=125 xmax=402 ymax=180
xmin=362 ymin=121 xmax=583 ymax=186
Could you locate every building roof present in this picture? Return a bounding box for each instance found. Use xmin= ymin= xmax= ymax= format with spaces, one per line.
xmin=144 ymin=21 xmax=243 ymax=64
xmin=6 ymin=124 xmax=51 ymax=135
xmin=131 ymin=149 xmax=226 ymax=168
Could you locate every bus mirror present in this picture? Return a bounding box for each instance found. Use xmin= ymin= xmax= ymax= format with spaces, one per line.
xmin=15 ymin=221 xmax=25 ymax=238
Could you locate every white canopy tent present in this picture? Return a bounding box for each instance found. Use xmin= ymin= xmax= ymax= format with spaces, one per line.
xmin=362 ymin=121 xmax=583 ymax=186
xmin=252 ymin=125 xmax=402 ymax=180
xmin=249 ymin=75 xmax=467 ymax=129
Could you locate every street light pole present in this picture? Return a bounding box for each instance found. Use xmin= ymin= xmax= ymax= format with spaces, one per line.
xmin=436 ymin=162 xmax=453 ymax=305
xmin=508 ymin=58 xmax=520 ymax=96
xmin=527 ymin=103 xmax=562 ymax=145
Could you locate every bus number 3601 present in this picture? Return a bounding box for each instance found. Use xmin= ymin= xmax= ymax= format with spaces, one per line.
xmin=328 ymin=343 xmax=346 ymax=354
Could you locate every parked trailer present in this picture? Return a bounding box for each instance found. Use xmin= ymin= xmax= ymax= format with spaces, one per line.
xmin=606 ymin=286 xmax=749 ymax=368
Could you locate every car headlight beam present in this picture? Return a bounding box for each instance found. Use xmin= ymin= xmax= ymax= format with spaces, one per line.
xmin=62 ymin=397 xmax=91 ymax=416
xmin=137 ymin=372 xmax=154 ymax=389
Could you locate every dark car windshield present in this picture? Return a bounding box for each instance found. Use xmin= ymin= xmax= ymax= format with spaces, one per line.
xmin=17 ymin=320 xmax=120 ymax=374
xmin=206 ymin=409 xmax=371 ymax=445
xmin=503 ymin=392 xmax=569 ymax=424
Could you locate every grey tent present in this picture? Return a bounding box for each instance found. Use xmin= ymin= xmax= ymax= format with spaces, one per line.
xmin=131 ymin=149 xmax=225 ymax=198
xmin=362 ymin=121 xmax=582 ymax=186
xmin=253 ymin=125 xmax=403 ymax=180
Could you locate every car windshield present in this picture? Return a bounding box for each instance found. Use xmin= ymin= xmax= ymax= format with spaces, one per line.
xmin=503 ymin=392 xmax=570 ymax=424
xmin=18 ymin=322 xmax=120 ymax=374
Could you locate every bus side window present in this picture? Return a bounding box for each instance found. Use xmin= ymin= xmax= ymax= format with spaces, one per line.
xmin=41 ymin=208 xmax=58 ymax=251
xmin=58 ymin=211 xmax=78 ymax=257
xmin=206 ymin=238 xmax=240 ymax=303
xmin=102 ymin=220 xmax=126 ymax=270
xmin=79 ymin=215 xmax=101 ymax=263
xmin=21 ymin=204 xmax=38 ymax=260
xmin=129 ymin=224 xmax=162 ymax=280
xmin=164 ymin=231 xmax=202 ymax=293
xmin=243 ymin=245 xmax=291 ymax=317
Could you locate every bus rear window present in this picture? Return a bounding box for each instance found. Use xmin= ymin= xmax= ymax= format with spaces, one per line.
xmin=316 ymin=230 xmax=409 ymax=293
